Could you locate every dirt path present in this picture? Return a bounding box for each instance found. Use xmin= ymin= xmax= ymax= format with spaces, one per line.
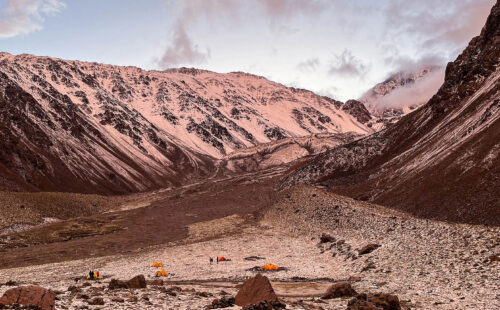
xmin=0 ymin=169 xmax=282 ymax=269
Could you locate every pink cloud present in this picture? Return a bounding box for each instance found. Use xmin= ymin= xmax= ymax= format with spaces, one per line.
xmin=374 ymin=68 xmax=445 ymax=111
xmin=157 ymin=21 xmax=209 ymax=68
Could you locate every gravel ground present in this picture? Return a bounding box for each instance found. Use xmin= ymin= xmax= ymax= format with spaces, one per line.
xmin=263 ymin=185 xmax=500 ymax=310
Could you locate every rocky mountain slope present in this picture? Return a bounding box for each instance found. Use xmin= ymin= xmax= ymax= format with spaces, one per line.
xmin=360 ymin=65 xmax=442 ymax=129
xmin=283 ymin=1 xmax=500 ymax=226
xmin=223 ymin=132 xmax=362 ymax=173
xmin=0 ymin=53 xmax=371 ymax=194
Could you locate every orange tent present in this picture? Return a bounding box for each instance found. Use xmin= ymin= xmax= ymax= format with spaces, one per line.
xmin=260 ymin=263 xmax=279 ymax=271
xmin=155 ymin=269 xmax=168 ymax=277
xmin=152 ymin=261 xmax=163 ymax=267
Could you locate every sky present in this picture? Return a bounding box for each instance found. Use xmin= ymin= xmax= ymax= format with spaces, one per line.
xmin=0 ymin=0 xmax=495 ymax=101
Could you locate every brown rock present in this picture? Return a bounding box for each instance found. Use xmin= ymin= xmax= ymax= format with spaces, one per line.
xmin=347 ymin=293 xmax=401 ymax=310
xmin=127 ymin=294 xmax=138 ymax=302
xmin=108 ymin=279 xmax=128 ymax=290
xmin=108 ymin=274 xmax=147 ymax=290
xmin=0 ymin=285 xmax=55 ymax=310
xmin=322 ymin=282 xmax=357 ymax=299
xmin=234 ymin=274 xmax=280 ymax=307
xmin=207 ymin=296 xmax=235 ymax=309
xmin=197 ymin=291 xmax=212 ymax=297
xmin=127 ymin=275 xmax=147 ymax=289
xmin=77 ymin=293 xmax=90 ymax=300
xmin=111 ymin=297 xmax=125 ymax=303
xmin=358 ymin=244 xmax=380 ymax=255
xmin=487 ymin=254 xmax=499 ymax=263
xmin=242 ymin=300 xmax=286 ymax=309
xmin=320 ymin=233 xmax=336 ymax=243
xmin=88 ymin=297 xmax=105 ymax=305
xmin=67 ymin=285 xmax=80 ymax=294
xmin=361 ymin=262 xmax=376 ymax=272
xmin=348 ymin=276 xmax=362 ymax=282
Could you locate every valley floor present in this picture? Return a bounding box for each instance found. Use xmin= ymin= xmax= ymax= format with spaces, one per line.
xmin=0 ymin=184 xmax=498 ymax=309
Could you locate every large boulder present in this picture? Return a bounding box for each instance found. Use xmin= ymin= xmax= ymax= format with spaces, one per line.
xmin=322 ymin=282 xmax=357 ymax=299
xmin=346 ymin=293 xmax=401 ymax=310
xmin=108 ymin=274 xmax=147 ymax=290
xmin=0 ymin=285 xmax=55 ymax=310
xmin=320 ymin=233 xmax=336 ymax=243
xmin=108 ymin=279 xmax=128 ymax=290
xmin=127 ymin=275 xmax=147 ymax=289
xmin=235 ymin=274 xmax=280 ymax=307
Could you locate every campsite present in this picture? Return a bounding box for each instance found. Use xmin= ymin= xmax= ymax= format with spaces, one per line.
xmin=0 ymin=180 xmax=499 ymax=309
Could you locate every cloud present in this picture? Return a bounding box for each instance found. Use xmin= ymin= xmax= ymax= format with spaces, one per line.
xmin=256 ymin=0 xmax=324 ymax=18
xmin=328 ymin=50 xmax=370 ymax=78
xmin=173 ymin=0 xmax=240 ymax=21
xmin=372 ymin=68 xmax=445 ymax=112
xmin=157 ymin=0 xmax=242 ymax=68
xmin=0 ymin=0 xmax=64 ymax=38
xmin=157 ymin=21 xmax=209 ymax=68
xmin=297 ymin=58 xmax=320 ymax=72
xmin=156 ymin=0 xmax=327 ymax=68
xmin=384 ymin=0 xmax=494 ymax=54
xmin=385 ymin=54 xmax=446 ymax=74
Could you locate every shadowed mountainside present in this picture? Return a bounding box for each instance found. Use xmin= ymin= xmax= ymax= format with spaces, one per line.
xmin=283 ymin=1 xmax=500 ymax=226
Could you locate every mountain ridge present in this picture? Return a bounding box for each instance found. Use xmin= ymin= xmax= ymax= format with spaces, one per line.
xmin=282 ymin=1 xmax=500 ymax=225
xmin=0 ymin=52 xmax=371 ymax=194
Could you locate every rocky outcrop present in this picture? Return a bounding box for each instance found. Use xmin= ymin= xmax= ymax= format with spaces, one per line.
xmin=321 ymin=282 xmax=357 ymax=299
xmin=224 ymin=133 xmax=361 ymax=173
xmin=283 ymin=1 xmax=500 ymax=226
xmin=206 ymin=296 xmax=235 ymax=309
xmin=234 ymin=274 xmax=280 ymax=307
xmin=0 ymin=285 xmax=55 ymax=310
xmin=342 ymin=100 xmax=372 ymax=124
xmin=358 ymin=244 xmax=380 ymax=255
